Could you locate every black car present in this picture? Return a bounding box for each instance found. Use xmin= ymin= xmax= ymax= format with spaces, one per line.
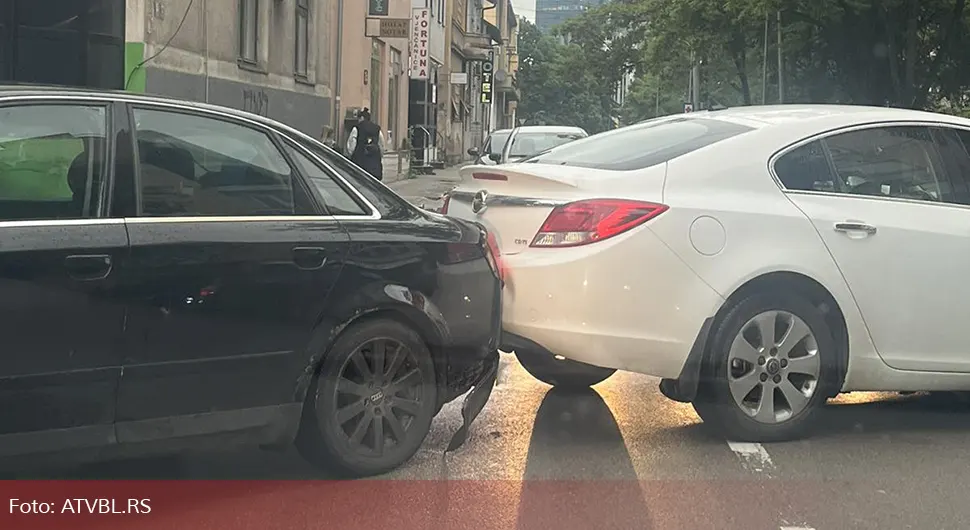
xmin=0 ymin=86 xmax=502 ymax=477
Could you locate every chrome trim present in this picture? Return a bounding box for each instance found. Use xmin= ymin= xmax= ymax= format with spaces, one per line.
xmin=0 ymin=218 xmax=126 ymax=229
xmin=834 ymin=221 xmax=877 ymax=235
xmin=783 ymin=188 xmax=970 ymax=211
xmin=124 ymin=215 xmax=342 ymax=224
xmin=450 ymin=190 xmax=567 ymax=208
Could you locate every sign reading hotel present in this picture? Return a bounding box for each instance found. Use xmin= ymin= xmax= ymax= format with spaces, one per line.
xmin=481 ymin=51 xmax=494 ymax=104
xmin=409 ymin=8 xmax=430 ymax=80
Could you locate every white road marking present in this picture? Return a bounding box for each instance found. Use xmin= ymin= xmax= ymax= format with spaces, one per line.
xmin=780 ymin=527 xmax=816 ymax=530
xmin=726 ymin=441 xmax=776 ymax=475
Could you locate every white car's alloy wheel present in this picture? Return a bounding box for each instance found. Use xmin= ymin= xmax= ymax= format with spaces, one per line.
xmin=727 ymin=311 xmax=821 ymax=424
xmin=694 ymin=292 xmax=838 ymax=442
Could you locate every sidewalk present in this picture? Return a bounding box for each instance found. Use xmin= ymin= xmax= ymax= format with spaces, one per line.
xmin=382 ymin=152 xmax=410 ymax=181
xmin=386 ymin=164 xmax=464 ymax=210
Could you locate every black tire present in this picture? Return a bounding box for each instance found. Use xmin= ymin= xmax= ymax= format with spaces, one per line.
xmin=296 ymin=318 xmax=438 ymax=477
xmin=515 ymin=348 xmax=616 ymax=389
xmin=693 ymin=291 xmax=840 ymax=442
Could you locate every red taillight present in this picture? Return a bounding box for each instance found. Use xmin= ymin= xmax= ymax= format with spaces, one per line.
xmin=483 ymin=230 xmax=505 ymax=285
xmin=473 ymin=172 xmax=508 ymax=181
xmin=441 ymin=192 xmax=452 ymax=214
xmin=530 ymin=199 xmax=668 ymax=248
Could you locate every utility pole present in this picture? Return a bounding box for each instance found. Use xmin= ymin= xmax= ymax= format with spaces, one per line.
xmin=691 ymin=51 xmax=700 ymax=110
xmin=762 ymin=8 xmax=768 ymax=105
xmin=776 ymin=9 xmax=784 ymax=104
xmin=334 ymin=0 xmax=345 ymax=140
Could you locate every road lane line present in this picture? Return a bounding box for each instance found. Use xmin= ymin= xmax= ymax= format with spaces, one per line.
xmin=726 ymin=441 xmax=776 ymax=475
xmin=780 ymin=527 xmax=816 ymax=530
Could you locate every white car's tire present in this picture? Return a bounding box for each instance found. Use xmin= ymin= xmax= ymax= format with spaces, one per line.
xmin=693 ymin=291 xmax=839 ymax=442
xmin=515 ymin=348 xmax=616 ymax=389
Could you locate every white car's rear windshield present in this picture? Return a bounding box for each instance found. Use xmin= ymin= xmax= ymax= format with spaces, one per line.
xmin=524 ymin=118 xmax=754 ymax=170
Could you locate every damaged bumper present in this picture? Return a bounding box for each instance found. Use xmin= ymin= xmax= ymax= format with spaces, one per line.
xmin=446 ymin=349 xmax=499 ymax=453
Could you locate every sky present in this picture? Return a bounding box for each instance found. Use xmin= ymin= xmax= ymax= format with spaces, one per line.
xmin=513 ymin=0 xmax=537 ymax=22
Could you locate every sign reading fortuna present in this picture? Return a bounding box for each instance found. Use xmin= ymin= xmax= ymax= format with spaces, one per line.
xmin=409 ymin=8 xmax=430 ymax=80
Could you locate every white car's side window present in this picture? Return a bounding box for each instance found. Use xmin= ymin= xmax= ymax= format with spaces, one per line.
xmin=825 ymin=126 xmax=947 ymax=203
xmin=774 ymin=140 xmax=838 ymax=192
xmin=776 ymin=126 xmax=951 ymax=204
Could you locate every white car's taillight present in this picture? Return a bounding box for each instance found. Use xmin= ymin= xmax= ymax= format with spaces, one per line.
xmin=530 ymin=199 xmax=668 ymax=248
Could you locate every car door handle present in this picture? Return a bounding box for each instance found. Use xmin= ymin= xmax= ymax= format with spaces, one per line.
xmin=292 ymin=247 xmax=328 ymax=271
xmin=834 ymin=222 xmax=877 ymax=235
xmin=64 ymin=254 xmax=113 ymax=281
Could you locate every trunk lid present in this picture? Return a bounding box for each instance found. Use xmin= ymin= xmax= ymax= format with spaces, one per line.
xmin=445 ymin=163 xmax=665 ymax=255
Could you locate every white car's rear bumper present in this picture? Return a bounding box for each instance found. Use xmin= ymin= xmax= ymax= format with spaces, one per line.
xmin=501 ymin=227 xmax=724 ymax=379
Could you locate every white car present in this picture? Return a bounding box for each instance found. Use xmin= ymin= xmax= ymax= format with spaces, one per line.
xmin=467 ymin=126 xmax=588 ymax=165
xmin=442 ymin=105 xmax=970 ymax=442
xmin=495 ymin=126 xmax=588 ymax=164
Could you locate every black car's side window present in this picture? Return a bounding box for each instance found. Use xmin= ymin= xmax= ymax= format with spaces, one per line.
xmin=0 ymin=104 xmax=108 ymax=221
xmin=132 ymin=107 xmax=296 ymax=217
xmin=283 ymin=143 xmax=368 ymax=216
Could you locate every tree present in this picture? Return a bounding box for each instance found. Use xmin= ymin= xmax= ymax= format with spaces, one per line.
xmin=520 ymin=0 xmax=970 ymax=120
xmin=515 ymin=18 xmax=615 ymax=133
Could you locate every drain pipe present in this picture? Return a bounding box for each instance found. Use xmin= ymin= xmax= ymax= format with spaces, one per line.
xmin=333 ymin=0 xmax=344 ymax=142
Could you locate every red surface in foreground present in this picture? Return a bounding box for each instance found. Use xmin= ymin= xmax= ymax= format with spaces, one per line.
xmin=0 ymin=479 xmax=832 ymax=530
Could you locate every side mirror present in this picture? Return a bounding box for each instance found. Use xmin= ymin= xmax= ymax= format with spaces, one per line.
xmin=467 ymin=147 xmax=479 ymax=157
xmin=488 ymin=153 xmax=502 ymax=163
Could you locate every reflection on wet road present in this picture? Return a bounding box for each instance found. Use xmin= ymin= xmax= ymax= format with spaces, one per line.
xmin=10 ymin=353 xmax=970 ymax=529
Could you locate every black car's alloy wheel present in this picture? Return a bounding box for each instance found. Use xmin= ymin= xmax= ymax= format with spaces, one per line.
xmin=297 ymin=319 xmax=437 ymax=477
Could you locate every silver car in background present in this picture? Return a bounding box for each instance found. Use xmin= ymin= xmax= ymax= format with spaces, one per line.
xmin=467 ymin=128 xmax=512 ymax=165
xmin=467 ymin=126 xmax=588 ymax=165
xmin=497 ymin=126 xmax=588 ymax=164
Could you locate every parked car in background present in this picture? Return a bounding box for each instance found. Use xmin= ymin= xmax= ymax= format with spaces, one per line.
xmin=466 ymin=126 xmax=588 ymax=166
xmin=0 ymin=86 xmax=502 ymax=477
xmin=443 ymin=105 xmax=970 ymax=443
xmin=497 ymin=126 xmax=588 ymax=164
xmin=467 ymin=128 xmax=512 ymax=165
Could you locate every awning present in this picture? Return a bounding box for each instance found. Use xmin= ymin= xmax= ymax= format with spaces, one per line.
xmin=484 ymin=20 xmax=503 ymax=45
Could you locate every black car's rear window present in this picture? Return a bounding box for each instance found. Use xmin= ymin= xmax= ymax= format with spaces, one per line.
xmin=525 ymin=117 xmax=754 ymax=171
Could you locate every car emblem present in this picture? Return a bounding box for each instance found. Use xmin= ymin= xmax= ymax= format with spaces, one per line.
xmin=370 ymin=389 xmax=384 ymax=404
xmin=471 ymin=189 xmax=489 ymax=214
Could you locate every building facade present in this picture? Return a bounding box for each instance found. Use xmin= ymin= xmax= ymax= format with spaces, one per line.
xmin=123 ymin=0 xmax=334 ymax=139
xmin=439 ymin=0 xmax=492 ymax=163
xmin=335 ymin=0 xmax=411 ymax=153
xmin=403 ymin=0 xmax=448 ymax=167
xmin=535 ymin=0 xmax=603 ymax=34
xmin=0 ymin=0 xmax=126 ymax=89
xmin=483 ymin=0 xmax=519 ymax=132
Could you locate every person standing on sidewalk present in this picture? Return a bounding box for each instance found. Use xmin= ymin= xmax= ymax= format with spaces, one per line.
xmin=345 ymin=108 xmax=385 ymax=181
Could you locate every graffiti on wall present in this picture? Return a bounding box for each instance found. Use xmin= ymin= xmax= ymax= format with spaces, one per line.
xmin=242 ymin=88 xmax=269 ymax=116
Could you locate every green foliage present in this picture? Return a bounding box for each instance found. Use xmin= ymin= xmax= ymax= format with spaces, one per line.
xmin=515 ymin=18 xmax=615 ymax=134
xmin=517 ymin=0 xmax=970 ymax=126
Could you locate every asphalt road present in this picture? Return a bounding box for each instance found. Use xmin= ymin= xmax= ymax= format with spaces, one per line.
xmin=11 ymin=352 xmax=970 ymax=530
